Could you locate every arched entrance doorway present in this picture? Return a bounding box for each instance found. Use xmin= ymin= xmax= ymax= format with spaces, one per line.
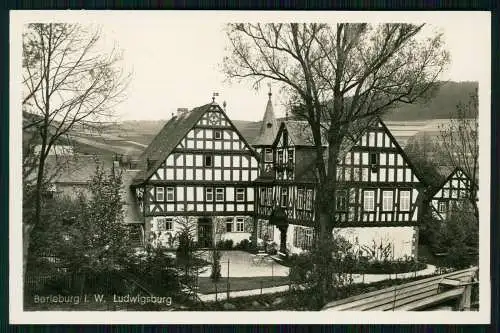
xmin=269 ymin=206 xmax=288 ymax=254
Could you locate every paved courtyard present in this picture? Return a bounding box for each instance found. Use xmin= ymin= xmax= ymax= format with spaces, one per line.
xmin=197 ymin=250 xmax=290 ymax=278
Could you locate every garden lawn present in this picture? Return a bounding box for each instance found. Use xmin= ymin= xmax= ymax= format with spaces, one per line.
xmin=196 ymin=276 xmax=290 ymax=294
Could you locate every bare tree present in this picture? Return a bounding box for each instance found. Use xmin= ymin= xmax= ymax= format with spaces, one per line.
xmin=438 ymin=89 xmax=479 ymax=217
xmin=223 ymin=23 xmax=449 ymax=302
xmin=22 ymin=23 xmax=131 ymax=278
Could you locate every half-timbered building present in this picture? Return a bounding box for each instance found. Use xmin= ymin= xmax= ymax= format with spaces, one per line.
xmin=428 ymin=167 xmax=478 ymax=221
xmin=129 ymin=102 xmax=260 ymax=248
xmin=255 ymin=115 xmax=425 ymax=259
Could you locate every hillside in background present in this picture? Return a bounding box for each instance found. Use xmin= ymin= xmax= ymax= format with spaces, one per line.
xmin=23 ymin=81 xmax=477 ymax=161
xmin=383 ymin=81 xmax=478 ymax=121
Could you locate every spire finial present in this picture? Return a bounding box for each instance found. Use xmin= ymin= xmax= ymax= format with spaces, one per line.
xmin=267 ymin=82 xmax=272 ymax=99
xmin=212 ymin=92 xmax=219 ymax=103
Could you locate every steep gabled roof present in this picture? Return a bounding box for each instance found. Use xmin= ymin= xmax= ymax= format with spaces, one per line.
xmin=132 ymin=102 xmax=259 ymax=185
xmin=428 ymin=166 xmax=478 ymax=198
xmin=253 ymin=92 xmax=278 ymax=146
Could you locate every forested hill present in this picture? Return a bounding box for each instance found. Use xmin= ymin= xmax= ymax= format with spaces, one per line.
xmin=383 ymin=81 xmax=478 ymax=121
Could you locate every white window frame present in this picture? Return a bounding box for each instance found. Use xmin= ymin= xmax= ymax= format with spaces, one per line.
xmin=236 ymin=188 xmax=245 ymax=202
xmin=399 ymin=190 xmax=411 ymax=211
xmin=363 ymin=190 xmax=375 ymax=211
xmin=205 ymin=187 xmax=213 ymax=201
xmin=156 ymin=187 xmax=164 ymax=201
xmin=214 ymin=130 xmax=222 ymax=140
xmin=235 ymin=217 xmax=245 ymax=232
xmin=438 ymin=201 xmax=446 ymax=214
xmin=158 ymin=217 xmax=173 ymax=231
xmin=166 ymin=187 xmax=175 ymax=202
xmin=305 ymin=189 xmax=313 ymax=210
xmin=215 ymin=188 xmax=225 ymax=202
xmin=297 ymin=189 xmax=304 ymax=209
xmin=382 ymin=191 xmax=393 ymax=211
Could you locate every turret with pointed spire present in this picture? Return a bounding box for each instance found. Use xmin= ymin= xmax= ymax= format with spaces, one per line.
xmin=254 ymin=84 xmax=278 ymax=177
xmin=254 ymin=84 xmax=278 ymax=147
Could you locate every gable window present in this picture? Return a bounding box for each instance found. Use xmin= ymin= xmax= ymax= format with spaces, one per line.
xmin=281 ymin=187 xmax=288 ymax=207
xmin=225 ymin=217 xmax=233 ymax=232
xmin=336 ymin=191 xmax=347 ymax=211
xmin=205 ymin=188 xmax=213 ymax=201
xmin=438 ymin=201 xmax=446 ymax=214
xmin=214 ymin=130 xmax=222 ymax=140
xmin=264 ymin=148 xmax=273 ymax=162
xmin=236 ymin=188 xmax=245 ymax=202
xmin=204 ymin=154 xmax=213 ymax=167
xmin=399 ymin=191 xmax=411 ymax=211
xmin=236 ymin=217 xmax=245 ymax=232
xmin=382 ymin=191 xmax=393 ymax=211
xmin=363 ymin=190 xmax=375 ymax=211
xmin=166 ymin=187 xmax=174 ymax=202
xmin=156 ymin=187 xmax=164 ymax=201
xmin=215 ymin=188 xmax=225 ymax=202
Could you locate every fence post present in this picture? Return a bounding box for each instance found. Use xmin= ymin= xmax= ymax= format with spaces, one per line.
xmin=260 ymin=281 xmax=263 ymax=295
xmin=215 ymin=284 xmax=218 ymax=302
xmin=271 ymin=261 xmax=274 ymax=286
xmin=226 ymin=258 xmax=230 ymax=300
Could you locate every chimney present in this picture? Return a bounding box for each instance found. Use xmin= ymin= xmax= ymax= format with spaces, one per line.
xmin=177 ymin=108 xmax=189 ymax=117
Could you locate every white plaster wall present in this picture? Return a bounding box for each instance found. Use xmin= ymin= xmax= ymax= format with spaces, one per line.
xmin=334 ymin=226 xmax=416 ymax=259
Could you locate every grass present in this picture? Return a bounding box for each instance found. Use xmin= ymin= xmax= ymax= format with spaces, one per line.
xmin=196 ymin=276 xmax=290 ymax=294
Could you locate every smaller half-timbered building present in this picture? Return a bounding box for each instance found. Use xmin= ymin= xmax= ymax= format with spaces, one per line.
xmin=428 ymin=167 xmax=478 ymax=221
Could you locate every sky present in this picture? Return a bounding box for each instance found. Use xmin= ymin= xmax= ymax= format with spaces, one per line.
xmin=14 ymin=11 xmax=491 ymax=122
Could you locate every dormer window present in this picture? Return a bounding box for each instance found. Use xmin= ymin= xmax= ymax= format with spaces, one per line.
xmin=266 ymin=122 xmax=272 ymax=128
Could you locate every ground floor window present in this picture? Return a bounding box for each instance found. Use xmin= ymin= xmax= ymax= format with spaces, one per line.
xmin=293 ymin=226 xmax=314 ymax=250
xmin=225 ymin=217 xmax=233 ymax=232
xmin=235 ymin=217 xmax=245 ymax=232
xmin=157 ymin=217 xmax=173 ymax=231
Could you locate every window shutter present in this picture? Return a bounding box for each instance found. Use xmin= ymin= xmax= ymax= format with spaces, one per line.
xmin=298 ymin=227 xmax=305 ymax=249
xmin=293 ymin=228 xmax=298 ymax=246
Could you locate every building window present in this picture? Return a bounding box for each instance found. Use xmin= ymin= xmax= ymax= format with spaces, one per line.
xmin=305 ymin=189 xmax=313 ymax=210
xmin=438 ymin=201 xmax=446 ymax=214
xmin=297 ymin=189 xmax=304 ymax=209
xmin=158 ymin=217 xmax=173 ymax=231
xmin=264 ymin=148 xmax=273 ymax=162
xmin=281 ymin=187 xmax=288 ymax=207
xmin=267 ymin=187 xmax=273 ymax=205
xmin=236 ymin=217 xmax=245 ymax=232
xmin=399 ymin=190 xmax=411 ymax=211
xmin=370 ymin=153 xmax=379 ymax=172
xmin=382 ymin=191 xmax=393 ymax=211
xmin=204 ymin=154 xmax=213 ymax=167
xmin=288 ymin=149 xmax=294 ymax=164
xmin=363 ymin=190 xmax=375 ymax=211
xmin=236 ymin=188 xmax=245 ymax=202
xmin=277 ymin=150 xmax=284 ymax=164
xmin=260 ymin=188 xmax=266 ymax=205
xmin=166 ymin=187 xmax=174 ymax=202
xmin=336 ymin=191 xmax=347 ymax=211
xmin=215 ymin=188 xmax=224 ymax=202
xmin=156 ymin=187 xmax=164 ymax=201
xmin=225 ymin=217 xmax=233 ymax=232
xmin=304 ymin=228 xmax=313 ymax=250
xmin=214 ymin=130 xmax=222 ymax=139
xmin=205 ymin=188 xmax=213 ymax=201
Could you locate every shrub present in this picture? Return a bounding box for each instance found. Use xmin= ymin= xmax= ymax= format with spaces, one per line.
xmin=216 ymin=239 xmax=234 ymax=250
xmin=234 ymin=239 xmax=251 ymax=251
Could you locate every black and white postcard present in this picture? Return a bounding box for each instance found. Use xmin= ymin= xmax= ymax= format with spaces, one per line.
xmin=9 ymin=10 xmax=491 ymax=324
